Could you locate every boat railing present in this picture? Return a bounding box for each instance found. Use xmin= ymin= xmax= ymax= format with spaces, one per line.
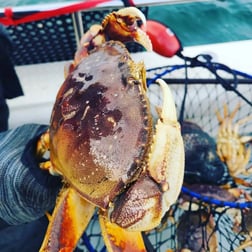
xmin=0 ymin=0 xmax=208 ymax=66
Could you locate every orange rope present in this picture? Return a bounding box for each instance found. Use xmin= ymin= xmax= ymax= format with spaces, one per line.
xmin=0 ymin=0 xmax=112 ymax=26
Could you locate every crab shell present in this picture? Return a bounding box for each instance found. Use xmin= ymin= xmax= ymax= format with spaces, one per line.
xmin=50 ymin=40 xmax=151 ymax=209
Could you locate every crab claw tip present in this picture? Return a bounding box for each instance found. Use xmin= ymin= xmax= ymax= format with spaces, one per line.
xmin=117 ymin=7 xmax=146 ymax=25
xmin=156 ymin=78 xmax=177 ymax=121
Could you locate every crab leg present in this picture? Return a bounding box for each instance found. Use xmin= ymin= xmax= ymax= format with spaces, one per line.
xmin=99 ymin=215 xmax=147 ymax=252
xmin=234 ymin=240 xmax=252 ymax=252
xmin=40 ymin=187 xmax=95 ymax=252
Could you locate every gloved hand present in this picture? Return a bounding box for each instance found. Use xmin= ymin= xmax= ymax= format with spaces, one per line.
xmin=0 ymin=123 xmax=62 ymax=226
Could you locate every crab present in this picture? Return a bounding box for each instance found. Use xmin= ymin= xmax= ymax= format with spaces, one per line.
xmin=176 ymin=210 xmax=218 ymax=252
xmin=36 ymin=7 xmax=185 ymax=252
xmin=233 ymin=208 xmax=252 ymax=252
xmin=177 ymin=184 xmax=252 ymax=252
xmin=215 ymin=103 xmax=252 ymax=180
xmin=181 ymin=120 xmax=233 ymax=186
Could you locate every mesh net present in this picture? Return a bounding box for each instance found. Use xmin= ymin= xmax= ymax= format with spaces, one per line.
xmin=75 ymin=65 xmax=252 ymax=252
xmin=6 ymin=14 xmax=77 ymax=65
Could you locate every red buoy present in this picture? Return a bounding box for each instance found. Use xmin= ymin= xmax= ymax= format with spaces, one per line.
xmin=143 ymin=20 xmax=181 ymax=57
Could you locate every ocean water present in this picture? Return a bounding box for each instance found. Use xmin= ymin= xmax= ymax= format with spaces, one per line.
xmin=1 ymin=0 xmax=252 ymax=46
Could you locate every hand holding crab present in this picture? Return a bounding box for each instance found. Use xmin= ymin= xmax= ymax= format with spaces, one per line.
xmin=0 ymin=124 xmax=62 ymax=227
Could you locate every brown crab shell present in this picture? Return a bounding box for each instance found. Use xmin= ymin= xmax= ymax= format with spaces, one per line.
xmin=49 ymin=41 xmax=152 ymax=209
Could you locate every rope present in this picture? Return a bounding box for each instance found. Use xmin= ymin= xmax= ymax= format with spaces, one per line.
xmin=0 ymin=0 xmax=112 ymax=26
xmin=182 ymin=186 xmax=252 ymax=209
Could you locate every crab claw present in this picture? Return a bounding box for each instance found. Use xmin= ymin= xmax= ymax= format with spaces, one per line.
xmin=147 ymin=79 xmax=184 ymax=222
xmin=102 ymin=7 xmax=152 ymax=51
xmin=148 ymin=79 xmax=184 ymax=198
xmin=66 ymin=7 xmax=152 ymax=76
xmin=109 ymin=79 xmax=184 ymax=231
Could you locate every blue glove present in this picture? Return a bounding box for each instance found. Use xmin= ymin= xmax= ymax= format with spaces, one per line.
xmin=0 ymin=124 xmax=62 ymax=226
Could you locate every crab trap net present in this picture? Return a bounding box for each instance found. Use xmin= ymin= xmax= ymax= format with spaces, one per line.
xmin=2 ymin=3 xmax=252 ymax=252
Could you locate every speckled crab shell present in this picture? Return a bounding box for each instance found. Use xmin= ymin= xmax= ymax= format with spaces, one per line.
xmin=49 ymin=40 xmax=152 ymax=209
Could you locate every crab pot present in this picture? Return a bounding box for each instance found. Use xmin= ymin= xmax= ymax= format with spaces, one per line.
xmin=146 ymin=66 xmax=252 ymax=252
